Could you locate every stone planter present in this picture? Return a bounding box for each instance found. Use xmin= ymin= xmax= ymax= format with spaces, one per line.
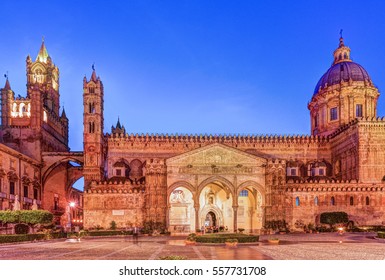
xmin=225 ymin=242 xmax=238 ymax=248
xmin=185 ymin=240 xmax=196 ymax=245
xmin=268 ymin=239 xmax=280 ymax=245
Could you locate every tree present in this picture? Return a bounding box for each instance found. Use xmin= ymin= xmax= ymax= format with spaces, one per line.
xmin=320 ymin=212 xmax=348 ymax=228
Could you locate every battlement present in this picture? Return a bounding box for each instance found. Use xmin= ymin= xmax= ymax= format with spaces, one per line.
xmin=328 ymin=116 xmax=385 ymax=138
xmin=106 ymin=132 xmax=330 ymax=145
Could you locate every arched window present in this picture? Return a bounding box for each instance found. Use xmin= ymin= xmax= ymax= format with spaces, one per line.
xmin=314 ymin=196 xmax=319 ymax=206
xmin=295 ymin=197 xmax=300 ymax=206
xmin=331 ymin=196 xmax=335 ymax=206
xmin=89 ymin=122 xmax=95 ymax=133
xmin=239 ymin=190 xmax=248 ymax=197
xmin=350 ymin=196 xmax=354 ymax=206
xmin=366 ymin=196 xmax=370 ymax=206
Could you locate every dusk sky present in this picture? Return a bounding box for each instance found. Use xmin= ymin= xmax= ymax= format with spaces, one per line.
xmin=2 ymin=0 xmax=385 ymax=154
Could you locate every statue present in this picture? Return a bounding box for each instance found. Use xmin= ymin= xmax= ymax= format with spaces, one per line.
xmin=32 ymin=199 xmax=38 ymax=210
xmin=13 ymin=195 xmax=21 ymax=210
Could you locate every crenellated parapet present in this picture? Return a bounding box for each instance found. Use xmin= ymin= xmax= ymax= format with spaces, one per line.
xmin=106 ymin=132 xmax=329 ymax=146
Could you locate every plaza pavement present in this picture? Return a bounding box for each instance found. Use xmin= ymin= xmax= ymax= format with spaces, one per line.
xmin=0 ymin=232 xmax=384 ymax=260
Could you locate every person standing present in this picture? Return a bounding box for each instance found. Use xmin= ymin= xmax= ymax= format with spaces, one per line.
xmin=133 ymin=225 xmax=139 ymax=244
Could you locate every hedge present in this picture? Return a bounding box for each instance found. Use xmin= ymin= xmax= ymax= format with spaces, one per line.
xmin=377 ymin=232 xmax=385 ymax=239
xmin=0 ymin=234 xmax=46 ymax=243
xmin=195 ymin=234 xmax=259 ymax=243
xmin=0 ymin=210 xmax=53 ymax=225
xmin=86 ymin=230 xmax=132 ymax=236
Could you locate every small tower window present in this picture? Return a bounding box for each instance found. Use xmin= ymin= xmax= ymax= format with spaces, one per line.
xmin=350 ymin=196 xmax=354 ymax=206
xmin=295 ymin=197 xmax=300 ymax=206
xmin=356 ymin=104 xmax=363 ymax=118
xmin=330 ymin=107 xmax=338 ymax=121
xmin=89 ymin=103 xmax=96 ymax=114
xmin=314 ymin=196 xmax=319 ymax=206
xmin=89 ymin=87 xmax=95 ymax=94
xmin=365 ymin=196 xmax=370 ymax=206
xmin=331 ymin=196 xmax=335 ymax=206
xmin=89 ymin=122 xmax=95 ymax=133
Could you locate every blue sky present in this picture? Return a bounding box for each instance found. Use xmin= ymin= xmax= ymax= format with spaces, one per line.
xmin=1 ymin=0 xmax=385 ymax=153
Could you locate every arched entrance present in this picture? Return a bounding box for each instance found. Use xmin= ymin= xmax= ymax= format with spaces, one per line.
xmin=205 ymin=211 xmax=216 ymax=227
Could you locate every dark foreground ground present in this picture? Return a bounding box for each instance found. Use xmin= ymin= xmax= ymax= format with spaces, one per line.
xmin=0 ymin=232 xmax=384 ymax=260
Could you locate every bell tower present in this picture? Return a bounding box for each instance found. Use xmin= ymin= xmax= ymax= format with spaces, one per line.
xmin=83 ymin=67 xmax=105 ymax=188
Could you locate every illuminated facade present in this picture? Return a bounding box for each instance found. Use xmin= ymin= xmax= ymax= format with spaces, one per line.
xmin=0 ymin=41 xmax=82 ymax=227
xmin=1 ymin=36 xmax=385 ymax=233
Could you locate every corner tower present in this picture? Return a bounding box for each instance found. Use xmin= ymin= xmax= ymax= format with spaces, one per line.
xmin=83 ymin=68 xmax=105 ymax=188
xmin=308 ymin=35 xmax=379 ymax=136
xmin=0 ymin=39 xmax=68 ymax=160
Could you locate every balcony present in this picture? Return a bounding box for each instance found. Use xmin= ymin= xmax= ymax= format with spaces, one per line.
xmin=50 ymin=206 xmax=65 ymax=215
xmin=23 ymin=197 xmax=33 ymax=204
xmin=0 ymin=192 xmax=7 ymax=199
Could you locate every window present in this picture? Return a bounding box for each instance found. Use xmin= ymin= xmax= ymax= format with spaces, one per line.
xmin=239 ymin=190 xmax=248 ymax=197
xmin=318 ymin=168 xmax=325 ymax=176
xmin=314 ymin=114 xmax=318 ymax=127
xmin=0 ymin=178 xmax=2 ymax=192
xmin=295 ymin=197 xmax=300 ymax=206
xmin=89 ymin=122 xmax=95 ymax=133
xmin=330 ymin=107 xmax=338 ymax=121
xmin=89 ymin=87 xmax=95 ymax=94
xmin=356 ymin=104 xmax=363 ymax=118
xmin=33 ymin=188 xmax=39 ymax=200
xmin=290 ymin=169 xmax=296 ymax=176
xmin=366 ymin=196 xmax=370 ymax=206
xmin=54 ymin=196 xmax=59 ymax=210
xmin=116 ymin=169 xmax=122 ymax=176
xmin=350 ymin=196 xmax=354 ymax=206
xmin=23 ymin=185 xmax=28 ymax=197
xmin=10 ymin=182 xmax=15 ymax=195
xmin=331 ymin=196 xmax=335 ymax=206
xmin=314 ymin=196 xmax=319 ymax=206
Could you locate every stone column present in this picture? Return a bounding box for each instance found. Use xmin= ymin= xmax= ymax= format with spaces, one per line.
xmin=194 ymin=205 xmax=200 ymax=232
xmin=232 ymin=206 xmax=238 ymax=233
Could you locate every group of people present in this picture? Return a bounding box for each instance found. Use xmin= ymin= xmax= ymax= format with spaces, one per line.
xmin=201 ymin=225 xmax=228 ymax=234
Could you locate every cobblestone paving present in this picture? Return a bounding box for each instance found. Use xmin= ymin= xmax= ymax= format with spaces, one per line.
xmin=0 ymin=233 xmax=383 ymax=260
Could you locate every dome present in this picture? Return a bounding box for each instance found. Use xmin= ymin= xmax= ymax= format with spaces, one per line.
xmin=313 ymin=61 xmax=372 ymax=94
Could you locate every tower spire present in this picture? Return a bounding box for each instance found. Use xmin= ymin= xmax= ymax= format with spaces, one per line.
xmin=36 ymin=37 xmax=49 ymax=63
xmin=3 ymin=73 xmax=11 ymax=90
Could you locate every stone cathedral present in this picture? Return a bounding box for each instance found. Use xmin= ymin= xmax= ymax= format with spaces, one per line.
xmin=1 ymin=36 xmax=385 ymax=233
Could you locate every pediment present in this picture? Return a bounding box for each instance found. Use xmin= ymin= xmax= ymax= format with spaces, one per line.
xmin=166 ymin=143 xmax=266 ymax=167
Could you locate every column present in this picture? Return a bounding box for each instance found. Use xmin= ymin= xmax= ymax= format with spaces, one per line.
xmin=194 ymin=205 xmax=200 ymax=232
xmin=232 ymin=206 xmax=238 ymax=233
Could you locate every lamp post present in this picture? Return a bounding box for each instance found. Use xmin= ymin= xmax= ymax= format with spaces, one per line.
xmin=66 ymin=202 xmax=76 ymax=232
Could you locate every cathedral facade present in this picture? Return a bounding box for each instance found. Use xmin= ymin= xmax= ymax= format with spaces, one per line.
xmin=1 ymin=36 xmax=385 ymax=233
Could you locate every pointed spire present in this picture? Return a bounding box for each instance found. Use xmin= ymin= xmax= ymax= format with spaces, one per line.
xmin=3 ymin=73 xmax=11 ymax=90
xmin=116 ymin=117 xmax=121 ymax=129
xmin=332 ymin=30 xmax=351 ymax=65
xmin=61 ymin=107 xmax=67 ymax=119
xmin=36 ymin=36 xmax=49 ymax=63
xmin=91 ymin=63 xmax=97 ymax=82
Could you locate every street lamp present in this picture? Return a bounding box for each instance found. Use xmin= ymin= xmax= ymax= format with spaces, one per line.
xmin=66 ymin=202 xmax=76 ymax=232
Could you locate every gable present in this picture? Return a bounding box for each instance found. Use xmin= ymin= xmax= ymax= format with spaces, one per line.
xmin=166 ymin=143 xmax=266 ymax=167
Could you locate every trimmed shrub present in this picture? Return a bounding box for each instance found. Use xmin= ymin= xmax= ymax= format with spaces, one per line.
xmin=195 ymin=234 xmax=259 ymax=243
xmin=15 ymin=223 xmax=29 ymax=234
xmin=87 ymin=230 xmax=131 ymax=236
xmin=0 ymin=210 xmax=53 ymax=225
xmin=377 ymin=232 xmax=385 ymax=239
xmin=0 ymin=234 xmax=45 ymax=243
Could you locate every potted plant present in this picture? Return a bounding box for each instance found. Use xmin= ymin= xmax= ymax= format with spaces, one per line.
xmin=268 ymin=237 xmax=280 ymax=244
xmin=225 ymin=238 xmax=238 ymax=247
